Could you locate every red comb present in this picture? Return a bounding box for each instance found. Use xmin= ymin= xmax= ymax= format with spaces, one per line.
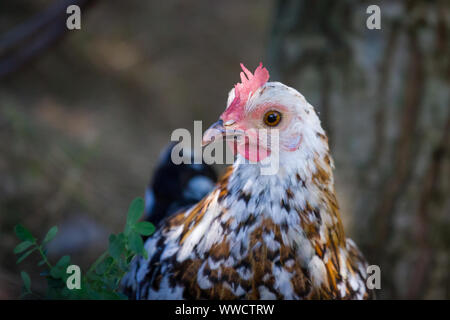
xmin=235 ymin=63 xmax=270 ymax=105
xmin=222 ymin=63 xmax=270 ymax=122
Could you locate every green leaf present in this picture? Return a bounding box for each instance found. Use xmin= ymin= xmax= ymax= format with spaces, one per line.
xmin=42 ymin=226 xmax=58 ymax=245
xmin=14 ymin=241 xmax=34 ymax=254
xmin=56 ymin=255 xmax=70 ymax=268
xmin=87 ymin=273 xmax=102 ymax=283
xmin=128 ymin=232 xmax=144 ymax=255
xmin=17 ymin=248 xmax=37 ymax=264
xmin=38 ymin=260 xmax=46 ymax=267
xmin=126 ymin=197 xmax=144 ymax=226
xmin=14 ymin=224 xmax=36 ymax=242
xmin=124 ymin=223 xmax=131 ymax=236
xmin=135 ymin=221 xmax=155 ymax=236
xmin=109 ymin=234 xmax=116 ymax=242
xmin=108 ymin=234 xmax=125 ymax=260
xmin=95 ymin=256 xmax=113 ymax=275
xmin=21 ymin=271 xmax=31 ymax=292
xmin=117 ymin=256 xmax=129 ymax=272
xmin=50 ymin=266 xmax=64 ymax=279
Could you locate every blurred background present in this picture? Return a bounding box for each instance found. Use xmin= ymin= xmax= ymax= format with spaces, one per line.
xmin=0 ymin=0 xmax=448 ymax=299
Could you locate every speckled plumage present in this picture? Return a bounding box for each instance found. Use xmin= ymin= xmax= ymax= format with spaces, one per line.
xmin=122 ymin=65 xmax=373 ymax=300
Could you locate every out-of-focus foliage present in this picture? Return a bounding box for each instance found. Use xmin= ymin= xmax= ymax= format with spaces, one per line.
xmin=14 ymin=197 xmax=154 ymax=299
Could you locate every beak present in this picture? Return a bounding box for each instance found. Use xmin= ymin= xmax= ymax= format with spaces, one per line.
xmin=202 ymin=119 xmax=243 ymax=146
xmin=202 ymin=120 xmax=225 ymax=146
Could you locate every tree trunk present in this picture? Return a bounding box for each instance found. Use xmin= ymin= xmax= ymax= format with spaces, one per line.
xmin=268 ymin=0 xmax=450 ymax=299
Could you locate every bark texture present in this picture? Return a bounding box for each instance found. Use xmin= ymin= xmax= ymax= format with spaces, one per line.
xmin=268 ymin=0 xmax=450 ymax=299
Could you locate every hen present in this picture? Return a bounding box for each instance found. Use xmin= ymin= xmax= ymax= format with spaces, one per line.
xmin=122 ymin=63 xmax=372 ymax=299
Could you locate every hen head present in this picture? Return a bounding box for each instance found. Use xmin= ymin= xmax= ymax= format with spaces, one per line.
xmin=203 ymin=63 xmax=327 ymax=166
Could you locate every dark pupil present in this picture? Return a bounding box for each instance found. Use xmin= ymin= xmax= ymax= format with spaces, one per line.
xmin=267 ymin=113 xmax=278 ymax=123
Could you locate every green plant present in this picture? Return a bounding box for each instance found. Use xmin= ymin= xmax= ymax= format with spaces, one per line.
xmin=14 ymin=197 xmax=155 ymax=299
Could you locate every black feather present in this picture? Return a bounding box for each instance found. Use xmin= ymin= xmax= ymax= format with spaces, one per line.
xmin=144 ymin=143 xmax=217 ymax=226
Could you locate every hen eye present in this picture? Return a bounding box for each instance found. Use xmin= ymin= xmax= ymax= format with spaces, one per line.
xmin=263 ymin=110 xmax=282 ymax=127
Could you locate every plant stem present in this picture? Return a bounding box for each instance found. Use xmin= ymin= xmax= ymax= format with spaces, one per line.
xmin=37 ymin=245 xmax=52 ymax=269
